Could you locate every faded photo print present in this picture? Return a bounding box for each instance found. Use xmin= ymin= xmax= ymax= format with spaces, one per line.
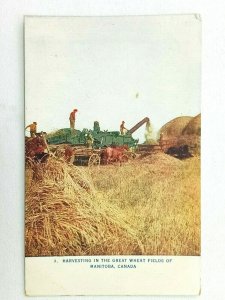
xmin=25 ymin=16 xmax=201 ymax=259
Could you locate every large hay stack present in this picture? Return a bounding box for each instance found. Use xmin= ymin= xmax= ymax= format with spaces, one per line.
xmin=159 ymin=116 xmax=192 ymax=139
xmin=159 ymin=114 xmax=201 ymax=154
xmin=180 ymin=114 xmax=201 ymax=154
xmin=182 ymin=114 xmax=201 ymax=136
xmin=25 ymin=158 xmax=142 ymax=256
xmin=159 ymin=116 xmax=192 ymax=151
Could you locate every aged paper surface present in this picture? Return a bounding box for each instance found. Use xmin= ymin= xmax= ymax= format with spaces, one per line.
xmin=25 ymin=15 xmax=201 ymax=295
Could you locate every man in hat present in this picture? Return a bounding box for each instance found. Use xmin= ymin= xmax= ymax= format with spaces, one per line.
xmin=25 ymin=122 xmax=37 ymax=137
xmin=120 ymin=121 xmax=127 ymax=135
xmin=69 ymin=108 xmax=78 ymax=131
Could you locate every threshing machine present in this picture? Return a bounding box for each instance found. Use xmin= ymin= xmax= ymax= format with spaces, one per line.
xmin=47 ymin=117 xmax=150 ymax=149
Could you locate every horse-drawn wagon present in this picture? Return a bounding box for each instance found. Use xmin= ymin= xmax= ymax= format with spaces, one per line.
xmin=69 ymin=146 xmax=101 ymax=167
xmin=62 ymin=144 xmax=131 ymax=166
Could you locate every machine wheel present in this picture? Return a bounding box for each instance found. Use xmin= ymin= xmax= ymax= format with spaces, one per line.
xmin=124 ymin=151 xmax=136 ymax=160
xmin=121 ymin=154 xmax=129 ymax=163
xmin=88 ymin=154 xmax=100 ymax=167
xmin=128 ymin=152 xmax=137 ymax=159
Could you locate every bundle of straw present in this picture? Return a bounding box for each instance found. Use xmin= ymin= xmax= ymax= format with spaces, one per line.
xmin=25 ymin=158 xmax=142 ymax=256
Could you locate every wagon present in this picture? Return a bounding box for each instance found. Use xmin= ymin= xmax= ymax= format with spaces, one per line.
xmin=73 ymin=146 xmax=132 ymax=166
xmin=73 ymin=147 xmax=102 ymax=167
xmin=137 ymin=144 xmax=162 ymax=155
xmin=50 ymin=143 xmax=134 ymax=166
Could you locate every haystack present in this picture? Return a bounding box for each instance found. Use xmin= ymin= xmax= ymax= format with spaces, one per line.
xmin=179 ymin=114 xmax=201 ymax=155
xmin=158 ymin=115 xmax=201 ymax=154
xmin=182 ymin=114 xmax=201 ymax=136
xmin=25 ymin=158 xmax=142 ymax=256
xmin=159 ymin=116 xmax=192 ymax=139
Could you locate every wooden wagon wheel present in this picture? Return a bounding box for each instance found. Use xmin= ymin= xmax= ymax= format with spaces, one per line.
xmin=88 ymin=153 xmax=100 ymax=167
xmin=127 ymin=152 xmax=136 ymax=159
xmin=121 ymin=154 xmax=129 ymax=163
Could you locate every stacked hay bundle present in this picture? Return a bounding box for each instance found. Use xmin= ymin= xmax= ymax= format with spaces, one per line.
xmin=158 ymin=116 xmax=192 ymax=151
xmin=159 ymin=114 xmax=201 ymax=155
xmin=180 ymin=114 xmax=201 ymax=155
xmin=25 ymin=158 xmax=142 ymax=256
xmin=182 ymin=114 xmax=201 ymax=135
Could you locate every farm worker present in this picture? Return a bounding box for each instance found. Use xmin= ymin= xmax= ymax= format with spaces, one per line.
xmin=25 ymin=122 xmax=37 ymax=137
xmin=120 ymin=121 xmax=127 ymax=135
xmin=86 ymin=132 xmax=94 ymax=148
xmin=69 ymin=108 xmax=78 ymax=131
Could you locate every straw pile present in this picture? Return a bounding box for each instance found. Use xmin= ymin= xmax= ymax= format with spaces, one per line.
xmin=25 ymin=158 xmax=142 ymax=256
xmin=141 ymin=152 xmax=183 ymax=167
xmin=159 ymin=116 xmax=192 ymax=139
xmin=158 ymin=115 xmax=201 ymax=155
xmin=177 ymin=114 xmax=201 ymax=155
xmin=182 ymin=114 xmax=201 ymax=136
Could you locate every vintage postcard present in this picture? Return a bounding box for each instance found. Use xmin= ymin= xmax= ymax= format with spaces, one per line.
xmin=25 ymin=15 xmax=201 ymax=295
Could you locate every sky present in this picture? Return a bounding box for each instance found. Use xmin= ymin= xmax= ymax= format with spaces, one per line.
xmin=25 ymin=15 xmax=201 ymax=142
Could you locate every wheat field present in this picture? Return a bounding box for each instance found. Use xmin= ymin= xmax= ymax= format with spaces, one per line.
xmin=25 ymin=153 xmax=200 ymax=256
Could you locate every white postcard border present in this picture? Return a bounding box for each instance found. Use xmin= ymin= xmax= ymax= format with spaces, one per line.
xmin=25 ymin=256 xmax=200 ymax=296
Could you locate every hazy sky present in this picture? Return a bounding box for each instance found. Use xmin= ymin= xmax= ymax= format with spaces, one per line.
xmin=25 ymin=16 xmax=201 ymax=141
